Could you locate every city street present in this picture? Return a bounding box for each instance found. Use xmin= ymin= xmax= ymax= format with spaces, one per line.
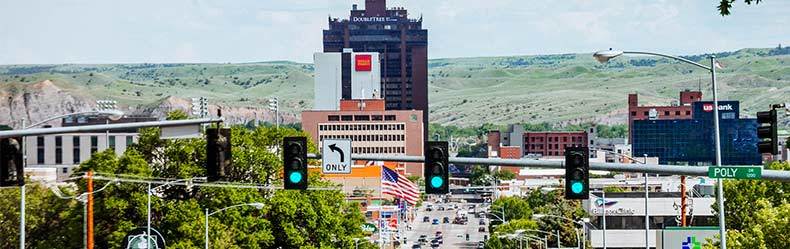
xmin=403 ymin=201 xmax=488 ymax=248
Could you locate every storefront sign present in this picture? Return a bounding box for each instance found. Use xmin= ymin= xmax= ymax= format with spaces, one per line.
xmin=355 ymin=54 xmax=372 ymax=71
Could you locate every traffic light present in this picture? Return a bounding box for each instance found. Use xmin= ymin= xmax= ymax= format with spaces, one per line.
xmin=206 ymin=128 xmax=231 ymax=182
xmin=283 ymin=137 xmax=307 ymax=190
xmin=424 ymin=141 xmax=449 ymax=194
xmin=564 ymin=146 xmax=589 ymax=200
xmin=0 ymin=137 xmax=24 ymax=186
xmin=756 ymin=109 xmax=778 ymax=155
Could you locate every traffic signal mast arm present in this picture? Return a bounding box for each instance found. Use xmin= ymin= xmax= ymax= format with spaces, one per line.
xmin=306 ymin=154 xmax=790 ymax=182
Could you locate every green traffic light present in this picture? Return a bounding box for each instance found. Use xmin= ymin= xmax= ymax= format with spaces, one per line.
xmin=289 ymin=171 xmax=303 ymax=184
xmin=430 ymin=176 xmax=444 ymax=188
xmin=571 ymin=181 xmax=584 ymax=194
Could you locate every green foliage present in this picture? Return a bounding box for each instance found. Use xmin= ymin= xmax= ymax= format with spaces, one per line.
xmin=704 ymin=161 xmax=790 ymax=249
xmin=468 ymin=166 xmax=516 ymax=186
xmin=166 ymin=110 xmax=189 ymax=120
xmin=603 ymin=186 xmax=626 ymax=193
xmin=718 ymin=0 xmax=763 ymax=16
xmin=0 ymin=125 xmax=371 ymax=248
xmin=0 ymin=183 xmax=82 ymax=248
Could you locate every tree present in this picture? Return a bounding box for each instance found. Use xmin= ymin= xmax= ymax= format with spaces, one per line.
xmin=166 ymin=110 xmax=189 ymax=120
xmin=717 ymin=0 xmax=764 ymax=16
xmin=0 ymin=183 xmax=82 ymax=249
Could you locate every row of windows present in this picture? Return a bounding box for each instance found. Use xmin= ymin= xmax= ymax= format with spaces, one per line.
xmin=590 ymin=216 xmax=716 ymax=229
xmin=631 ymin=110 xmax=692 ymax=117
xmin=528 ymin=136 xmax=584 ymax=143
xmin=321 ymin=134 xmax=405 ymax=142
xmin=319 ymin=123 xmax=405 ymax=131
xmin=35 ymin=135 xmax=134 ymax=165
xmin=527 ymin=143 xmax=585 ymax=150
xmin=351 ymin=146 xmax=404 ymax=154
xmin=327 ymin=115 xmax=397 ymax=122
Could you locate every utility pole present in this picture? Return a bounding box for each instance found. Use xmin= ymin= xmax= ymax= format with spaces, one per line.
xmin=681 ymin=175 xmax=687 ymax=226
xmin=20 ymin=118 xmax=26 ymax=249
xmin=644 ymin=154 xmax=649 ymax=249
xmin=87 ymin=170 xmax=94 ymax=249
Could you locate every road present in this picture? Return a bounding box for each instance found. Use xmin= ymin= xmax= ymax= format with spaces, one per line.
xmin=403 ymin=201 xmax=488 ymax=248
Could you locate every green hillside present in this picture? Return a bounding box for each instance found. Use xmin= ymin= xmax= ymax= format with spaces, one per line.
xmin=1 ymin=47 xmax=788 ymax=127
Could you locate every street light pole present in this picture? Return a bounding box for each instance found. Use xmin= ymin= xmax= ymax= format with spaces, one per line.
xmin=710 ymin=55 xmax=727 ymax=249
xmin=204 ymin=203 xmax=264 ymax=249
xmin=644 ymin=154 xmax=649 ymax=249
xmin=593 ymin=49 xmax=727 ymax=249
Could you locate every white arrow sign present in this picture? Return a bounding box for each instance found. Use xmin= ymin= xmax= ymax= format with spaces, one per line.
xmin=322 ymin=139 xmax=352 ymax=174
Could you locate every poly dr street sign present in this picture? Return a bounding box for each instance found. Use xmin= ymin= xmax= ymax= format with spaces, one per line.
xmin=322 ymin=139 xmax=352 ymax=174
xmin=708 ymin=166 xmax=762 ymax=179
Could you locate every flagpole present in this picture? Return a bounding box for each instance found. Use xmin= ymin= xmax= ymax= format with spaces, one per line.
xmin=379 ymin=163 xmax=384 ymax=249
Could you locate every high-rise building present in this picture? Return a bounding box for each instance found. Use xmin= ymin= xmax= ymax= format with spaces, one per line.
xmin=632 ymin=101 xmax=762 ymax=165
xmin=323 ymin=0 xmax=428 ymax=138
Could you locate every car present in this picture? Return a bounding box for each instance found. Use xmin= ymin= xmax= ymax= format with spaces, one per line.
xmin=412 ymin=244 xmax=422 ymax=249
xmin=436 ymin=237 xmax=443 ymax=244
xmin=423 ymin=216 xmax=430 ymax=222
xmin=432 ymin=219 xmax=439 ymax=225
xmin=447 ymin=206 xmax=454 ymax=210
xmin=476 ymin=241 xmax=485 ymax=249
xmin=478 ymin=226 xmax=486 ymax=232
xmin=435 ymin=231 xmax=443 ymax=237
xmin=426 ymin=207 xmax=433 ymax=212
xmin=437 ymin=206 xmax=445 ymax=211
xmin=442 ymin=217 xmax=450 ymax=223
xmin=479 ymin=219 xmax=486 ymax=225
xmin=418 ymin=235 xmax=428 ymax=244
xmin=430 ymin=239 xmax=440 ymax=248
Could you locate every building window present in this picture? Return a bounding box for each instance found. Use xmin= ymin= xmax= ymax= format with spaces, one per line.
xmin=631 ymin=111 xmax=636 ymax=116
xmin=73 ymin=136 xmax=81 ymax=164
xmin=37 ymin=136 xmax=45 ymax=164
xmin=675 ymin=111 xmax=681 ymax=115
xmin=686 ymin=111 xmax=691 ymax=115
xmin=384 ymin=115 xmax=396 ymax=121
xmin=109 ymin=136 xmax=116 ymax=151
xmin=126 ymin=136 xmax=134 ymax=146
xmin=341 ymin=115 xmax=353 ymax=121
xmin=55 ymin=136 xmax=63 ymax=164
xmin=90 ymin=136 xmax=98 ymax=154
xmin=372 ymin=115 xmax=383 ymax=121
xmin=664 ymin=111 xmax=670 ymax=116
xmin=62 ymin=167 xmax=68 ymax=174
xmin=643 ymin=111 xmax=649 ymax=116
xmin=354 ymin=115 xmax=370 ymax=121
xmin=328 ymin=115 xmax=340 ymax=121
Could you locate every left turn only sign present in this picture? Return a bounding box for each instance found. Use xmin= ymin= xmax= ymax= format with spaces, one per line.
xmin=322 ymin=139 xmax=352 ymax=174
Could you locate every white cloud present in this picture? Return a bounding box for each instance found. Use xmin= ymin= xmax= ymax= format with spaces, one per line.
xmin=0 ymin=0 xmax=787 ymax=64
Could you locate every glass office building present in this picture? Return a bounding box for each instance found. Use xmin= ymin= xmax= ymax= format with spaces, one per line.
xmin=632 ymin=101 xmax=762 ymax=165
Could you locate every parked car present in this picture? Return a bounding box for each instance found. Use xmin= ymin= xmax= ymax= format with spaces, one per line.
xmin=423 ymin=216 xmax=430 ymax=222
xmin=430 ymin=239 xmax=440 ymax=248
xmin=478 ymin=226 xmax=486 ymax=232
xmin=479 ymin=219 xmax=486 ymax=225
xmin=442 ymin=217 xmax=450 ymax=223
xmin=412 ymin=244 xmax=422 ymax=249
xmin=432 ymin=219 xmax=439 ymax=225
xmin=418 ymin=235 xmax=428 ymax=244
xmin=477 ymin=241 xmax=485 ymax=249
xmin=437 ymin=206 xmax=445 ymax=211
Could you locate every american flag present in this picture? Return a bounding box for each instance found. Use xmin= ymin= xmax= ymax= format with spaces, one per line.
xmin=381 ymin=166 xmax=420 ymax=205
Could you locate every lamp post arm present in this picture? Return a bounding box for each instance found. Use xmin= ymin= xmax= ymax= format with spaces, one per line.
xmin=208 ymin=203 xmax=263 ymax=217
xmin=622 ymin=51 xmax=712 ymax=71
xmin=24 ymin=111 xmax=114 ymax=129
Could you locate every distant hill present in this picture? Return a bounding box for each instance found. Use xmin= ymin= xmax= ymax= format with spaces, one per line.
xmin=0 ymin=47 xmax=788 ymax=128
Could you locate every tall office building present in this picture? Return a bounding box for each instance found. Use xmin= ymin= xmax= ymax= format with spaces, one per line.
xmin=323 ymin=0 xmax=428 ymax=138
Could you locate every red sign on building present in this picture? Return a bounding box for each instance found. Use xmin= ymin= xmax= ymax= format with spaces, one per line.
xmin=703 ymin=103 xmax=714 ymax=112
xmin=355 ymin=54 xmax=372 ymax=71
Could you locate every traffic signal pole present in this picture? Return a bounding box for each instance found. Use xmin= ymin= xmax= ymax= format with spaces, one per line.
xmin=312 ymin=154 xmax=790 ymax=182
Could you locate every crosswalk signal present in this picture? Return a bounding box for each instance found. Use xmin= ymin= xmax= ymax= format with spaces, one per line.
xmin=206 ymin=128 xmax=232 ymax=182
xmin=564 ymin=146 xmax=589 ymax=200
xmin=0 ymin=137 xmax=24 ymax=186
xmin=283 ymin=137 xmax=307 ymax=190
xmin=424 ymin=141 xmax=449 ymax=194
xmin=756 ymin=109 xmax=778 ymax=155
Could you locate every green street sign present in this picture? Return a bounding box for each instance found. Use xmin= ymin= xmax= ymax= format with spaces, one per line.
xmin=361 ymin=223 xmax=378 ymax=234
xmin=708 ymin=166 xmax=762 ymax=179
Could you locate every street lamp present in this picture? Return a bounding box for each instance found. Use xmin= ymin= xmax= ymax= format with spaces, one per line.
xmin=514 ymin=229 xmax=556 ymax=249
xmin=205 ymin=202 xmax=265 ymax=249
xmin=593 ymin=49 xmax=727 ymax=249
xmin=17 ymin=109 xmax=124 ymax=248
xmin=147 ymin=177 xmax=206 ymax=245
xmin=532 ymin=214 xmax=584 ymax=249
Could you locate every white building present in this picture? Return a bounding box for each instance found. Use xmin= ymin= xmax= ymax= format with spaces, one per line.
xmin=313 ymin=49 xmax=381 ymax=111
xmin=24 ymin=133 xmax=139 ymax=181
xmin=582 ymin=192 xmax=717 ymax=249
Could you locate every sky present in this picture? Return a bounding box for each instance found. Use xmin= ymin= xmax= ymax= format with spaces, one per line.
xmin=0 ymin=0 xmax=788 ymax=64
